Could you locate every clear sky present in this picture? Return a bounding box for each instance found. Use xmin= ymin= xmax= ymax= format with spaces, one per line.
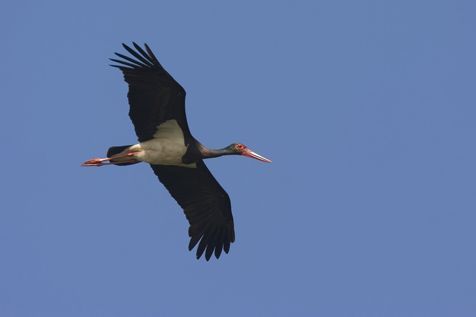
xmin=1 ymin=0 xmax=475 ymax=316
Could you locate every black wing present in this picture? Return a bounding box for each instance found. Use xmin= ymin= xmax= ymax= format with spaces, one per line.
xmin=151 ymin=161 xmax=235 ymax=260
xmin=110 ymin=42 xmax=191 ymax=142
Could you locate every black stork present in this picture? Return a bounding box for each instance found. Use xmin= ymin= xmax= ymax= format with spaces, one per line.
xmin=82 ymin=43 xmax=271 ymax=261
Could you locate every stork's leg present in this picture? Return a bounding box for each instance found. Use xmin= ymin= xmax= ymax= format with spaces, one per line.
xmin=81 ymin=152 xmax=136 ymax=167
xmin=81 ymin=157 xmax=112 ymax=167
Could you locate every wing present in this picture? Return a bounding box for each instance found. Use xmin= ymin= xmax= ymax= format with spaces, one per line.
xmin=110 ymin=42 xmax=191 ymax=143
xmin=151 ymin=161 xmax=235 ymax=260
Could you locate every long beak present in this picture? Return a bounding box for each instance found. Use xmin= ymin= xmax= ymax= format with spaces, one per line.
xmin=242 ymin=149 xmax=272 ymax=163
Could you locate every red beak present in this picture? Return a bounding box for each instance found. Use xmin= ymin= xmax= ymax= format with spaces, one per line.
xmin=242 ymin=149 xmax=272 ymax=163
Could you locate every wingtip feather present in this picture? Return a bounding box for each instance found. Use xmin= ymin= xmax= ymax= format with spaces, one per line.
xmin=121 ymin=42 xmax=153 ymax=66
xmin=188 ymin=234 xmax=202 ymax=251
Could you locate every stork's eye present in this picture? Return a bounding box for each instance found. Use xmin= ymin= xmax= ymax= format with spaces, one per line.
xmin=236 ymin=144 xmax=245 ymax=150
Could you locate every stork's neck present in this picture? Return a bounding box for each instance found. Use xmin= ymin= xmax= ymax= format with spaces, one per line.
xmin=199 ymin=144 xmax=235 ymax=159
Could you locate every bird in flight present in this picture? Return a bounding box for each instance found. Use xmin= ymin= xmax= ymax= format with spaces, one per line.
xmin=82 ymin=42 xmax=271 ymax=260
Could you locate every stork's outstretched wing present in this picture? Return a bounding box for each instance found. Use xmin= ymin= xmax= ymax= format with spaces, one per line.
xmin=151 ymin=161 xmax=235 ymax=260
xmin=110 ymin=42 xmax=191 ymax=143
xmin=112 ymin=43 xmax=236 ymax=260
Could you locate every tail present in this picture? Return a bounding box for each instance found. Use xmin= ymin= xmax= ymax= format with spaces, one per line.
xmin=107 ymin=145 xmax=140 ymax=166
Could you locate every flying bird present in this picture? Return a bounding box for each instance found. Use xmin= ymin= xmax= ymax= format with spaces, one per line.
xmin=82 ymin=42 xmax=271 ymax=260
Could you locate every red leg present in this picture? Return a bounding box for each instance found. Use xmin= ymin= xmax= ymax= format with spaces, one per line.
xmin=81 ymin=157 xmax=112 ymax=167
xmin=81 ymin=152 xmax=136 ymax=167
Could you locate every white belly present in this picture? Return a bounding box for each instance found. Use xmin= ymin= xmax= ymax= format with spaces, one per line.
xmin=139 ymin=139 xmax=188 ymax=165
xmin=134 ymin=119 xmax=196 ymax=168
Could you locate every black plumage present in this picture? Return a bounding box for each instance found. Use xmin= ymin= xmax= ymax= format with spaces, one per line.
xmin=111 ymin=43 xmax=189 ymax=143
xmin=110 ymin=43 xmax=235 ymax=260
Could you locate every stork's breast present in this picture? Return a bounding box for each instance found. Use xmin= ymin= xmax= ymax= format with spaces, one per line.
xmin=140 ymin=119 xmax=196 ymax=167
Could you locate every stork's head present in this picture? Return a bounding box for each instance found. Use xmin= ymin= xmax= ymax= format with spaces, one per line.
xmin=228 ymin=143 xmax=272 ymax=163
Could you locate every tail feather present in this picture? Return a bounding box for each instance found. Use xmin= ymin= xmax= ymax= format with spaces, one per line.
xmin=107 ymin=145 xmax=131 ymax=157
xmin=107 ymin=145 xmax=139 ymax=166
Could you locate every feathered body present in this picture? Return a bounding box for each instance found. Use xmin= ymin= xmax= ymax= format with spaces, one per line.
xmin=82 ymin=43 xmax=271 ymax=260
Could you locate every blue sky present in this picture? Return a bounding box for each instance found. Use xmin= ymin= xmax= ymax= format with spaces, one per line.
xmin=1 ymin=0 xmax=475 ymax=316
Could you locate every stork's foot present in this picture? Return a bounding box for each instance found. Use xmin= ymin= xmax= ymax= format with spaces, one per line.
xmin=81 ymin=157 xmax=111 ymax=167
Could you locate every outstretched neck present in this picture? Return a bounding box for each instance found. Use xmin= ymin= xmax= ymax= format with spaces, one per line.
xmin=199 ymin=145 xmax=234 ymax=159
